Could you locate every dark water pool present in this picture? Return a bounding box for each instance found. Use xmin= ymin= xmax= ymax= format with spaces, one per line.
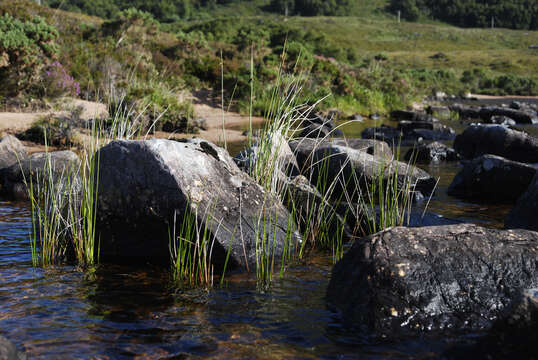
xmin=1 ymin=201 xmax=465 ymax=359
xmin=1 ymin=101 xmax=536 ymax=358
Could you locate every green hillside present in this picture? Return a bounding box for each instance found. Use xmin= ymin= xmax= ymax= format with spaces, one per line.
xmin=1 ymin=0 xmax=537 ymax=122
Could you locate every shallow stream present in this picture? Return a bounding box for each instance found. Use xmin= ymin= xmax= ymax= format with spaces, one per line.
xmin=1 ymin=100 xmax=537 ymax=358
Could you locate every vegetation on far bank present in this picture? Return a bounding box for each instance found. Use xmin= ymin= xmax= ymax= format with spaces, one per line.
xmin=1 ymin=0 xmax=537 ymax=125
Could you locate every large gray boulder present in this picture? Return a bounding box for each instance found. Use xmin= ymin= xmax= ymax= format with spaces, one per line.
xmin=454 ymin=125 xmax=538 ymax=163
xmin=327 ymin=224 xmax=538 ymax=337
xmin=0 ymin=135 xmax=27 ymax=169
xmin=289 ymin=139 xmax=436 ymax=200
xmin=96 ymin=139 xmax=298 ymax=270
xmin=478 ymin=106 xmax=538 ymax=125
xmin=448 ymin=155 xmax=537 ymax=202
xmin=505 ymin=173 xmax=538 ymax=231
xmin=0 ymin=336 xmax=26 ymax=360
xmin=0 ymin=150 xmax=80 ymax=200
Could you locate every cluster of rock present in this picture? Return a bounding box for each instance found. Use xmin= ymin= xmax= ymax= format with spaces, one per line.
xmin=0 ymin=135 xmax=80 ymax=200
xmin=323 ymin=103 xmax=538 ymax=354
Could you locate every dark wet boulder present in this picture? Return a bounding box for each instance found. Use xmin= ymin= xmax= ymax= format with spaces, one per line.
xmin=0 ymin=135 xmax=27 ymax=170
xmin=448 ymin=289 xmax=538 ymax=360
xmin=390 ymin=110 xmax=437 ymax=123
xmin=488 ymin=115 xmax=516 ymax=126
xmin=233 ymin=133 xmax=299 ymax=177
xmin=478 ymin=106 xmax=538 ymax=125
xmin=361 ymin=125 xmax=417 ymax=146
xmin=326 ymin=224 xmax=538 ymax=337
xmin=405 ymin=141 xmax=459 ymax=163
xmin=0 ymin=150 xmax=80 ymax=200
xmin=449 ymin=104 xmax=481 ymax=119
xmin=96 ymin=139 xmax=298 ymax=270
xmin=0 ymin=336 xmax=26 ymax=360
xmin=298 ymin=113 xmax=343 ymax=139
xmin=288 ymin=140 xmax=436 ymax=200
xmin=448 ymin=155 xmax=536 ymax=202
xmin=454 ymin=125 xmax=538 ymax=163
xmin=362 ymin=122 xmax=455 ymax=146
xmin=505 ymin=173 xmax=538 ymax=231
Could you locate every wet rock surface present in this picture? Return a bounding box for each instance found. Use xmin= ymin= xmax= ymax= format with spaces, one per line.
xmin=505 ymin=173 xmax=538 ymax=231
xmin=326 ymin=224 xmax=538 ymax=337
xmin=0 ymin=150 xmax=80 ymax=200
xmin=405 ymin=141 xmax=459 ymax=163
xmin=450 ymin=104 xmax=538 ymax=124
xmin=448 ymin=154 xmax=537 ymax=202
xmin=298 ymin=113 xmax=343 ymax=138
xmin=362 ymin=122 xmax=455 ymax=147
xmin=446 ymin=288 xmax=538 ymax=359
xmin=0 ymin=135 xmax=27 ymax=170
xmin=96 ymin=139 xmax=297 ymax=270
xmin=454 ymin=124 xmax=538 ymax=163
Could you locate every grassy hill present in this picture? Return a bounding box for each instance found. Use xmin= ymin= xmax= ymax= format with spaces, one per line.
xmin=1 ymin=0 xmax=537 ymax=122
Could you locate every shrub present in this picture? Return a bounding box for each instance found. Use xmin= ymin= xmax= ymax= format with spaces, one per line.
xmin=0 ymin=14 xmax=58 ymax=96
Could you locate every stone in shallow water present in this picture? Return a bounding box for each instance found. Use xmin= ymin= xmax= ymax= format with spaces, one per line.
xmin=447 ymin=154 xmax=537 ymax=202
xmin=96 ymin=138 xmax=298 ymax=270
xmin=326 ymin=224 xmax=538 ymax=338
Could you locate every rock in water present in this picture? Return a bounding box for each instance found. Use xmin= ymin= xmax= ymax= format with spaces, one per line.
xmin=289 ymin=139 xmax=436 ymax=200
xmin=448 ymin=155 xmax=536 ymax=202
xmin=96 ymin=139 xmax=297 ymax=270
xmin=0 ymin=336 xmax=26 ymax=360
xmin=0 ymin=135 xmax=27 ymax=169
xmin=454 ymin=125 xmax=538 ymax=163
xmin=0 ymin=150 xmax=80 ymax=200
xmin=405 ymin=141 xmax=459 ymax=163
xmin=326 ymin=224 xmax=538 ymax=337
xmin=505 ymin=173 xmax=538 ymax=231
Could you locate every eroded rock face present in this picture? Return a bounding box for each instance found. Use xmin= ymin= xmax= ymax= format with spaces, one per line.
xmin=326 ymin=224 xmax=538 ymax=337
xmin=0 ymin=150 xmax=80 ymax=200
xmin=289 ymin=139 xmax=436 ymax=200
xmin=505 ymin=173 xmax=538 ymax=231
xmin=448 ymin=154 xmax=536 ymax=202
xmin=96 ymin=139 xmax=297 ymax=270
xmin=0 ymin=135 xmax=27 ymax=170
xmin=454 ymin=125 xmax=538 ymax=163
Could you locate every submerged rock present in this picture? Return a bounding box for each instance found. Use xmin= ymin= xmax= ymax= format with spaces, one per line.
xmin=505 ymin=173 xmax=538 ymax=231
xmin=0 ymin=150 xmax=80 ymax=200
xmin=448 ymin=155 xmax=536 ymax=202
xmin=454 ymin=125 xmax=538 ymax=163
xmin=390 ymin=110 xmax=437 ymax=123
xmin=96 ymin=139 xmax=297 ymax=270
xmin=326 ymin=224 xmax=538 ymax=337
xmin=362 ymin=122 xmax=455 ymax=147
xmin=0 ymin=336 xmax=26 ymax=360
xmin=405 ymin=141 xmax=459 ymax=163
xmin=0 ymin=135 xmax=27 ymax=170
